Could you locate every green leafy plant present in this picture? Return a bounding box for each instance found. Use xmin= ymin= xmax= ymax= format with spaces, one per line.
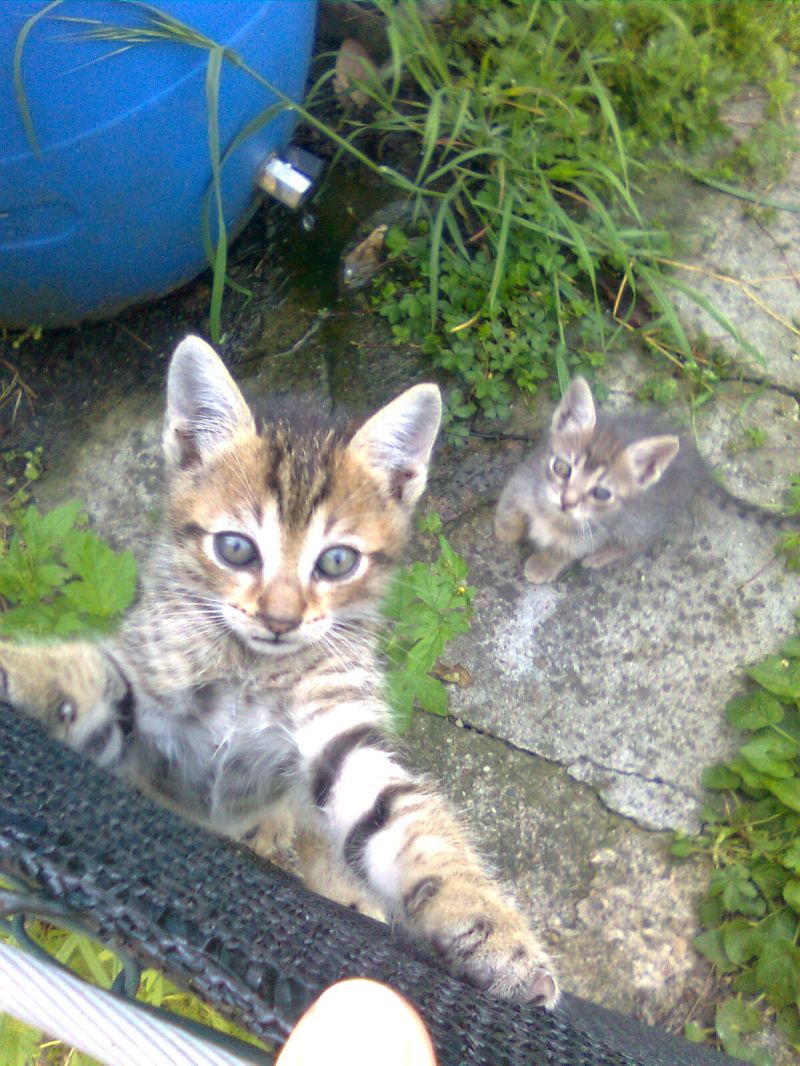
xmin=0 ymin=501 xmax=137 ymax=637
xmin=636 ymin=376 xmax=678 ymax=406
xmin=723 ymin=423 xmax=769 ymax=458
xmin=777 ymin=475 xmax=800 ymax=571
xmin=0 ymin=446 xmax=43 ymax=526
xmin=672 ymin=638 xmax=800 ymax=1062
xmin=381 ymin=512 xmax=475 ymax=730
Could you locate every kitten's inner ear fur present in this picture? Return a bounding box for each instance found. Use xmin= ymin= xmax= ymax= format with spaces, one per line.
xmin=551 ymin=377 xmax=596 ymax=436
xmin=164 ymin=336 xmax=255 ymax=469
xmin=623 ymin=435 xmax=680 ymax=490
xmin=349 ymin=383 xmax=442 ymax=507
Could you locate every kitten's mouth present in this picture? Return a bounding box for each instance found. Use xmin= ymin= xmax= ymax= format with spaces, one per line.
xmin=247 ymin=634 xmax=299 ymax=655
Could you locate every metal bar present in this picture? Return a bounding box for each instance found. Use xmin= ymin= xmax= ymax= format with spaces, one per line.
xmin=0 ymin=941 xmax=257 ymax=1066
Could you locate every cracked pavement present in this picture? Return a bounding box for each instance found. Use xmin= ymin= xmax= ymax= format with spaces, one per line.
xmin=4 ymin=84 xmax=800 ymax=1060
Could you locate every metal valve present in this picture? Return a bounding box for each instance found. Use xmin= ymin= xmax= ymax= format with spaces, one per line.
xmin=256 ymin=145 xmax=324 ymax=210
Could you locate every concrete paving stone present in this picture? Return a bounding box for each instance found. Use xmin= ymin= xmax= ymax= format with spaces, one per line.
xmin=438 ymin=468 xmax=800 ymax=831
xmin=642 ymin=84 xmax=800 ymax=390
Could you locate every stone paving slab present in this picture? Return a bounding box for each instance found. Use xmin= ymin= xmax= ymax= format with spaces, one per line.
xmin=645 ymin=84 xmax=800 ymax=391
xmin=437 ymin=489 xmax=800 ymax=831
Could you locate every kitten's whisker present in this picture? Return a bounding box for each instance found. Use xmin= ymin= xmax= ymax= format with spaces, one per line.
xmin=580 ymin=519 xmax=594 ymax=554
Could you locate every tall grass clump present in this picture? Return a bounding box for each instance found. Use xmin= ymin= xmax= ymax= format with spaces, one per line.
xmin=320 ymin=0 xmax=800 ymax=437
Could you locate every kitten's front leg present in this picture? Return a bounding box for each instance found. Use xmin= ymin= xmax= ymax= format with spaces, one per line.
xmin=523 ymin=549 xmax=572 ymax=583
xmin=494 ymin=482 xmax=529 ymax=544
xmin=293 ymin=826 xmax=386 ymax=921
xmin=294 ymin=705 xmax=558 ymax=1005
xmin=0 ymin=640 xmax=133 ymax=768
xmin=581 ymin=545 xmax=628 ymax=570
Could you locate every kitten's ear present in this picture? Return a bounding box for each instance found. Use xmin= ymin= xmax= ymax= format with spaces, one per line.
xmin=623 ymin=435 xmax=680 ymax=490
xmin=163 ymin=336 xmax=254 ymax=469
xmin=349 ymin=384 xmax=442 ymax=508
xmin=551 ymin=377 xmax=596 ymax=435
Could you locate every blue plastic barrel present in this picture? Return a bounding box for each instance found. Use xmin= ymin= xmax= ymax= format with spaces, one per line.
xmin=0 ymin=1 xmax=317 ymax=327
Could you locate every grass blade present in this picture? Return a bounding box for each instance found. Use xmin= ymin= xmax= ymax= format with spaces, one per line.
xmin=205 ymin=44 xmax=226 ymax=343
xmin=487 ymin=187 xmax=514 ymax=316
xmin=13 ymin=0 xmax=64 ymax=156
xmin=439 ymin=88 xmax=472 ymax=164
xmin=423 ymin=145 xmax=502 ymax=187
xmin=429 ymin=181 xmax=463 ymax=329
xmin=637 ymin=264 xmax=692 ymax=358
xmin=581 ymin=53 xmax=629 ymax=192
xmin=675 ymin=161 xmax=800 ymax=215
xmin=415 ymin=87 xmax=445 ymax=186
xmin=658 ymin=272 xmax=765 ymax=365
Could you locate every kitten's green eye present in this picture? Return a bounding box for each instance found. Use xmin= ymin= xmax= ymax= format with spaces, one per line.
xmin=552 ymin=457 xmax=571 ymax=478
xmin=591 ymin=486 xmax=612 ymax=501
xmin=214 ymin=532 xmax=259 ymax=568
xmin=315 ymin=545 xmax=360 ymax=580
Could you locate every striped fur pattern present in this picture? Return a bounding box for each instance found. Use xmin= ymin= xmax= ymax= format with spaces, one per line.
xmin=496 ymin=375 xmax=800 ymax=583
xmin=0 ymin=336 xmax=557 ymax=1006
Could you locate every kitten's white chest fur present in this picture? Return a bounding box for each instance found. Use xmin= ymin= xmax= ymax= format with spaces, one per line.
xmin=131 ymin=678 xmax=298 ymax=834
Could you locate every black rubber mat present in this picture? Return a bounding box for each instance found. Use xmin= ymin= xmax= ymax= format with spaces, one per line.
xmin=0 ymin=706 xmax=733 ymax=1065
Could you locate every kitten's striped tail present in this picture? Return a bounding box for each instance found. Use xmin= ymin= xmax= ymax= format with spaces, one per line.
xmin=710 ymin=479 xmax=800 ymax=528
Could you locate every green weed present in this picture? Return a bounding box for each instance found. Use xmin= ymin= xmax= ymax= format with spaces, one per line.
xmin=673 ymin=639 xmax=800 ymax=1062
xmin=381 ymin=512 xmax=475 ymax=731
xmin=723 ymin=424 xmax=769 ymax=458
xmin=637 ymin=377 xmax=678 ymax=406
xmin=332 ymin=0 xmax=798 ymax=434
xmin=0 ymin=501 xmax=137 ymax=637
xmin=0 ymin=446 xmax=43 ymax=526
xmin=777 ymin=475 xmax=800 ymax=571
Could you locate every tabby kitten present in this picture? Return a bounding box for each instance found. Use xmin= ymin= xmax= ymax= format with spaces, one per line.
xmin=0 ymin=336 xmax=557 ymax=1006
xmin=495 ymin=375 xmax=792 ymax=583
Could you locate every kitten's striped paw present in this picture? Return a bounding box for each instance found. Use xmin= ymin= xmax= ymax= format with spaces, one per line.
xmin=405 ymin=877 xmax=559 ymax=1006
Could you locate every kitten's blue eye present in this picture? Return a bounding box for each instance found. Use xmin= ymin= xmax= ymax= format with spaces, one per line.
xmin=552 ymin=457 xmax=571 ymax=478
xmin=315 ymin=545 xmax=360 ymax=579
xmin=214 ymin=532 xmax=259 ymax=568
xmin=591 ymin=486 xmax=612 ymax=501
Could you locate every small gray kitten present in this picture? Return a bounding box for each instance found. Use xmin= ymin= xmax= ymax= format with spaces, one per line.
xmin=495 ymin=376 xmax=791 ymax=583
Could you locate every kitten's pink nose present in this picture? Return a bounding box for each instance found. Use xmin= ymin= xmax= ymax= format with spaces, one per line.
xmin=561 ymin=493 xmax=579 ymax=511
xmin=259 ymin=613 xmax=301 ymax=636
